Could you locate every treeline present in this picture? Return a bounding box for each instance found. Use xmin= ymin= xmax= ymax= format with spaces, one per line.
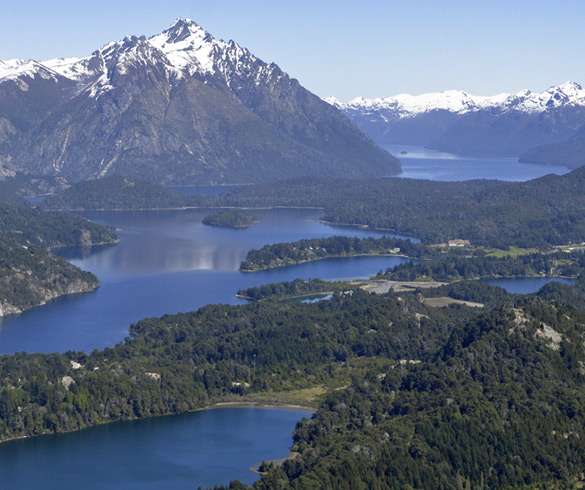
xmin=39 ymin=175 xmax=191 ymax=210
xmin=379 ymin=251 xmax=581 ymax=282
xmin=224 ymin=297 xmax=585 ymax=489
xmin=240 ymin=236 xmax=434 ymax=271
xmin=197 ymin=167 xmax=585 ymax=248
xmin=0 ymin=289 xmax=469 ymax=443
xmin=0 ymin=201 xmax=116 ymax=314
xmin=237 ymin=278 xmax=349 ymax=301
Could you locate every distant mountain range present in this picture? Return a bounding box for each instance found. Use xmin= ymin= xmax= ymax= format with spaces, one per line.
xmin=0 ymin=19 xmax=400 ymax=185
xmin=326 ymin=82 xmax=585 ymax=165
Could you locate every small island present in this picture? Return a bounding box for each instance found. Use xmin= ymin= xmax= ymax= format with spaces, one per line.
xmin=202 ymin=211 xmax=258 ymax=229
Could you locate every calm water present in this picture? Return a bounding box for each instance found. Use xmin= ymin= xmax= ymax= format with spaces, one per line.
xmin=3 ymin=150 xmax=576 ymax=489
xmin=384 ymin=144 xmax=570 ymax=181
xmin=0 ymin=407 xmax=308 ymax=489
xmin=485 ymin=277 xmax=575 ymax=294
xmin=0 ymin=208 xmax=413 ymax=355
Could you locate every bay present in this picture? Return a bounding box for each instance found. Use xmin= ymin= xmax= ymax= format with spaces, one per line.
xmin=384 ymin=144 xmax=570 ymax=181
xmin=0 ymin=407 xmax=307 ymax=490
xmin=0 ymin=208 xmax=413 ymax=355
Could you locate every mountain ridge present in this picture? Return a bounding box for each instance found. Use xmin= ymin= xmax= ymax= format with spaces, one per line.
xmin=327 ymin=82 xmax=585 ymax=118
xmin=0 ymin=19 xmax=400 ymax=184
xmin=326 ymin=83 xmax=585 ymax=159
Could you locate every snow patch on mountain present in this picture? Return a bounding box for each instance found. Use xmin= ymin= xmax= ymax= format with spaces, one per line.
xmin=0 ymin=18 xmax=274 ymax=98
xmin=149 ymin=18 xmax=221 ymax=76
xmin=327 ymin=82 xmax=585 ymax=118
xmin=0 ymin=59 xmax=61 ymax=84
xmin=43 ymin=57 xmax=92 ymax=81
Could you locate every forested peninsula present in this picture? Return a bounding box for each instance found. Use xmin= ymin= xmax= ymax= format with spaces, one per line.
xmin=0 ymin=203 xmax=117 ymax=248
xmin=239 ymin=236 xmax=431 ymax=271
xmin=39 ymin=175 xmax=191 ymax=210
xmin=0 ymin=203 xmax=117 ymax=315
xmin=0 ymin=232 xmax=99 ymax=316
xmin=195 ymin=167 xmax=585 ymax=248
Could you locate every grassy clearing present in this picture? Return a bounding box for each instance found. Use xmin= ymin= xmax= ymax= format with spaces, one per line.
xmin=486 ymin=246 xmax=539 ymax=258
xmin=249 ymin=386 xmax=328 ymax=407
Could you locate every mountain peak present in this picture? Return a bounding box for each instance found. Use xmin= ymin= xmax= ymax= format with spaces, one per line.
xmin=159 ymin=18 xmax=213 ymax=45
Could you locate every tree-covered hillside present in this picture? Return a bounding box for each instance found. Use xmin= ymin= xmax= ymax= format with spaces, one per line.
xmin=0 ymin=281 xmax=584 ymax=488
xmin=39 ymin=175 xmax=191 ymax=210
xmin=0 ymin=203 xmax=117 ymax=248
xmin=0 ymin=231 xmax=99 ymax=316
xmin=198 ymin=167 xmax=585 ymax=248
xmin=0 ymin=202 xmax=116 ymax=314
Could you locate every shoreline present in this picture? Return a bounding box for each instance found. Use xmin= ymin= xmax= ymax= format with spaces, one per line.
xmin=208 ymin=401 xmax=316 ymax=414
xmin=250 ymin=452 xmax=301 ymax=475
xmin=0 ymin=400 xmax=315 ymax=446
xmin=43 ymin=205 xmax=326 ymax=212
xmin=240 ymin=252 xmax=408 ymax=272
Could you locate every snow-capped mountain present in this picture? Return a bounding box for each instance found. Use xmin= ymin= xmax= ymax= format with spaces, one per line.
xmin=326 ymin=83 xmax=585 ymax=158
xmin=0 ymin=19 xmax=399 ymax=184
xmin=327 ymin=82 xmax=585 ymax=118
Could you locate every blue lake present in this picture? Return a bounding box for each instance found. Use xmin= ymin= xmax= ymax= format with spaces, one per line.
xmin=0 ymin=208 xmax=413 ymax=355
xmin=2 ymin=147 xmax=578 ymax=489
xmin=485 ymin=277 xmax=575 ymax=294
xmin=0 ymin=407 xmax=308 ymax=490
xmin=384 ymin=144 xmax=570 ymax=181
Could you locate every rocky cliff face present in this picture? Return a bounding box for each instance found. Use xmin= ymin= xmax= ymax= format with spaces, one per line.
xmin=0 ymin=19 xmax=400 ymax=184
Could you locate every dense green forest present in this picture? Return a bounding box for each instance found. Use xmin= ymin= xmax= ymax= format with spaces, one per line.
xmin=0 ymin=231 xmax=99 ymax=315
xmin=237 ymin=278 xmax=350 ymax=301
xmin=5 ymin=168 xmax=585 ymax=487
xmin=1 ymin=278 xmax=585 ymax=488
xmin=39 ymin=175 xmax=191 ymax=210
xmin=196 ymin=167 xmax=585 ymax=248
xmin=203 ymin=211 xmax=258 ymax=228
xmin=240 ymin=236 xmax=434 ymax=271
xmin=378 ymin=250 xmax=583 ymax=282
xmin=0 ymin=201 xmax=116 ymax=314
xmin=0 ymin=203 xmax=117 ymax=248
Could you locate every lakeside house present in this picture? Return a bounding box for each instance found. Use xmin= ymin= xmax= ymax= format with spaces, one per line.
xmin=448 ymin=239 xmax=471 ymax=247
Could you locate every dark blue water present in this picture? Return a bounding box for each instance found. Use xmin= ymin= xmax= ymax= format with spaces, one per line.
xmin=384 ymin=144 xmax=570 ymax=181
xmin=3 ymin=153 xmax=574 ymax=490
xmin=0 ymin=407 xmax=308 ymax=490
xmin=485 ymin=277 xmax=575 ymax=294
xmin=0 ymin=208 xmax=413 ymax=355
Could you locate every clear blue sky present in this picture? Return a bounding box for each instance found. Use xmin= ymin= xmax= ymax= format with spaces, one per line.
xmin=2 ymin=0 xmax=584 ymax=100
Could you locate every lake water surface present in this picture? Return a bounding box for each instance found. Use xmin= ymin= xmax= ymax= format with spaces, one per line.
xmin=485 ymin=277 xmax=575 ymax=294
xmin=0 ymin=208 xmax=413 ymax=355
xmin=2 ymin=148 xmax=576 ymax=489
xmin=0 ymin=407 xmax=308 ymax=490
xmin=384 ymin=144 xmax=570 ymax=181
